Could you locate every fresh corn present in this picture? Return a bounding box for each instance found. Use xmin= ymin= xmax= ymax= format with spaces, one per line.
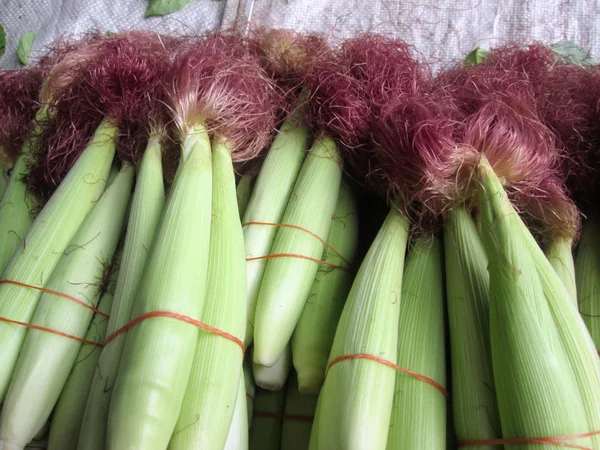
xmin=249 ymin=387 xmax=286 ymax=450
xmin=78 ymin=134 xmax=166 ymax=450
xmin=292 ymin=181 xmax=358 ymax=395
xmin=545 ymin=236 xmax=577 ymax=305
xmin=237 ymin=174 xmax=255 ymax=220
xmin=169 ymin=136 xmax=246 ymax=450
xmin=243 ymin=109 xmax=309 ymax=346
xmin=224 ymin=375 xmax=249 ymax=450
xmin=0 ymin=164 xmax=132 ymax=450
xmin=254 ymin=136 xmax=342 ymax=366
xmin=444 ymin=205 xmax=501 ymax=449
xmin=280 ymin=375 xmax=317 ymax=450
xmin=107 ymin=123 xmax=212 ymax=449
xmin=312 ymin=206 xmax=409 ymax=450
xmin=0 ymin=118 xmax=117 ymax=402
xmin=47 ymin=287 xmax=115 ymax=450
xmin=253 ymin=344 xmax=292 ymax=392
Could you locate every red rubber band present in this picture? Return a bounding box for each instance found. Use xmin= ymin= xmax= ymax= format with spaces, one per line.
xmin=0 ymin=316 xmax=103 ymax=347
xmin=325 ymin=353 xmax=448 ymax=398
xmin=253 ymin=411 xmax=314 ymax=423
xmin=243 ymin=221 xmax=350 ymax=266
xmin=246 ymin=393 xmax=254 ymax=401
xmin=104 ymin=310 xmax=245 ymax=358
xmin=459 ymin=430 xmax=600 ymax=449
xmin=246 ymin=253 xmax=352 ymax=273
xmin=0 ymin=280 xmax=109 ymax=318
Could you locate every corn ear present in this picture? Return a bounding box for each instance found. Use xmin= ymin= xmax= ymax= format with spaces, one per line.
xmin=545 ymin=236 xmax=577 ymax=305
xmin=0 ymin=164 xmax=132 ymax=449
xmin=254 ymin=136 xmax=342 ymax=366
xmin=444 ymin=205 xmax=501 ymax=449
xmin=292 ymin=181 xmax=358 ymax=395
xmin=244 ymin=110 xmax=309 ymax=346
xmin=280 ymin=374 xmax=317 ymax=450
xmin=387 ymin=235 xmax=446 ymax=449
xmin=575 ymin=215 xmax=600 ymax=350
xmin=0 ymin=108 xmax=47 ymax=276
xmin=47 ymin=287 xmax=115 ymax=450
xmin=253 ymin=343 xmax=292 ymax=392
xmin=249 ymin=387 xmax=286 ymax=450
xmin=523 ymin=213 xmax=600 ymax=449
xmin=107 ymin=123 xmax=212 ymax=449
xmin=313 ymin=206 xmax=408 ymax=450
xmin=168 ymin=137 xmax=246 ymax=450
xmin=477 ymin=157 xmax=591 ymax=448
xmin=237 ymin=174 xmax=254 ymax=219
xmin=0 ymin=118 xmax=117 ymax=402
xmin=224 ymin=374 xmax=249 ymax=450
xmin=78 ymin=134 xmax=166 ymax=450
xmin=245 ymin=360 xmax=256 ymax=427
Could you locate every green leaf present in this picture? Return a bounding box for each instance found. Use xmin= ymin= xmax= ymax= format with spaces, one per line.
xmin=145 ymin=0 xmax=191 ymax=17
xmin=106 ymin=30 xmax=114 ymax=36
xmin=17 ymin=31 xmax=36 ymax=65
xmin=464 ymin=47 xmax=489 ymax=67
xmin=0 ymin=25 xmax=6 ymax=57
xmin=550 ymin=41 xmax=597 ymax=67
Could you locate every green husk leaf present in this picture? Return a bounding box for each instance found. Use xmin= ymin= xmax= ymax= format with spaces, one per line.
xmin=291 ymin=181 xmax=359 ymax=395
xmin=236 ymin=174 xmax=254 ymax=220
xmin=169 ymin=137 xmax=246 ymax=450
xmin=0 ymin=25 xmax=6 ymax=57
xmin=550 ymin=41 xmax=597 ymax=66
xmin=0 ymin=118 xmax=117 ymax=403
xmin=253 ymin=344 xmax=292 ymax=392
xmin=387 ymin=235 xmax=446 ymax=449
xmin=444 ymin=205 xmax=501 ymax=448
xmin=145 ymin=0 xmax=191 ymax=17
xmin=280 ymin=374 xmax=317 ymax=450
xmin=78 ymin=135 xmax=166 ymax=450
xmin=243 ymin=108 xmax=309 ymax=346
xmin=312 ymin=206 xmax=409 ymax=450
xmin=0 ymin=165 xmax=132 ymax=448
xmin=253 ymin=136 xmax=342 ymax=366
xmin=577 ymin=215 xmax=600 ymax=351
xmin=107 ymin=123 xmax=212 ymax=449
xmin=17 ymin=31 xmax=35 ymax=65
xmin=545 ymin=236 xmax=577 ymax=305
xmin=477 ymin=156 xmax=591 ymax=446
xmin=47 ymin=286 xmax=116 ymax=450
xmin=224 ymin=374 xmax=249 ymax=450
xmin=464 ymin=47 xmax=489 ymax=67
xmin=249 ymin=387 xmax=286 ymax=450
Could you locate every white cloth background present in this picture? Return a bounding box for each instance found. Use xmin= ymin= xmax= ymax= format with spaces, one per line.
xmin=1 ymin=0 xmax=599 ymax=71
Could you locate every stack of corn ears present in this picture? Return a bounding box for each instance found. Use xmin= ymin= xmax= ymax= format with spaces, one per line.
xmin=0 ymin=27 xmax=600 ymax=450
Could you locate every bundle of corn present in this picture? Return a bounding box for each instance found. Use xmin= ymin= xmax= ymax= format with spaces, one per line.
xmin=107 ymin=32 xmax=280 ymax=449
xmin=434 ymin=44 xmax=600 ymax=449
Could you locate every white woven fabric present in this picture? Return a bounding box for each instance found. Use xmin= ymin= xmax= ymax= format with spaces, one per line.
xmin=0 ymin=0 xmax=226 ymax=69
xmin=1 ymin=0 xmax=599 ymax=70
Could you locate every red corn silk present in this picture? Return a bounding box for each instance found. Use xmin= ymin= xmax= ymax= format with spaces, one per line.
xmin=542 ymin=63 xmax=600 ymax=199
xmin=304 ymin=34 xmax=425 ymax=202
xmin=27 ymin=31 xmax=176 ymax=202
xmin=434 ymin=45 xmax=579 ymax=239
xmin=170 ymin=32 xmax=280 ymax=162
xmin=0 ymin=68 xmax=45 ymax=165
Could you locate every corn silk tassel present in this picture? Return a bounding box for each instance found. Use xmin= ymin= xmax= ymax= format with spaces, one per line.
xmin=47 ymin=255 xmax=120 ymax=450
xmin=253 ymin=343 xmax=293 ymax=391
xmin=280 ymin=374 xmax=317 ymax=450
xmin=108 ymin=33 xmax=277 ymax=450
xmin=0 ymin=163 xmax=132 ymax=450
xmin=387 ymin=234 xmax=446 ymax=449
xmin=250 ymin=387 xmax=286 ymax=450
xmin=77 ymin=32 xmax=175 ymax=450
xmin=291 ymin=180 xmax=359 ymax=395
